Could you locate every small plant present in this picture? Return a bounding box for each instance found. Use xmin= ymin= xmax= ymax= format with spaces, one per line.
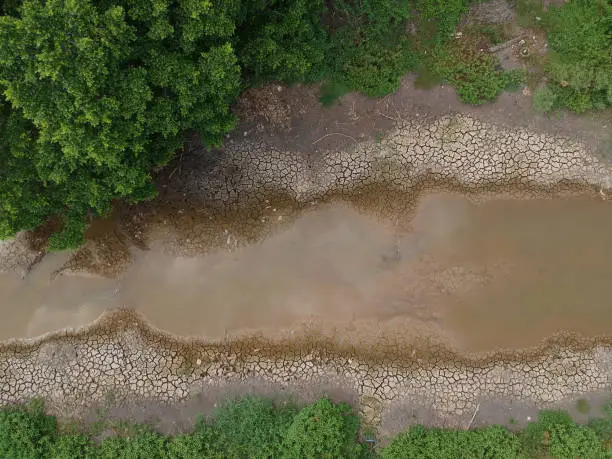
xmin=533 ymin=86 xmax=557 ymax=112
xmin=319 ymin=80 xmax=350 ymax=106
xmin=542 ymin=0 xmax=612 ymax=113
xmin=577 ymin=398 xmax=591 ymax=414
xmin=424 ymin=37 xmax=524 ymax=105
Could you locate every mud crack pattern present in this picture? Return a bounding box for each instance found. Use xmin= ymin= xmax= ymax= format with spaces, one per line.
xmin=1 ymin=310 xmax=611 ymax=427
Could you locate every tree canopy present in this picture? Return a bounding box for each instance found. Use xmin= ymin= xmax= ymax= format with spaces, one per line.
xmin=0 ymin=0 xmax=242 ymax=248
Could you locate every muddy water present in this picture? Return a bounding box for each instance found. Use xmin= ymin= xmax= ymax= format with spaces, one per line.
xmin=1 ymin=194 xmax=612 ymax=352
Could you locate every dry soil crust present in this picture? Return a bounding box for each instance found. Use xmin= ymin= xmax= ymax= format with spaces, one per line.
xmin=2 ymin=309 xmax=612 ymax=433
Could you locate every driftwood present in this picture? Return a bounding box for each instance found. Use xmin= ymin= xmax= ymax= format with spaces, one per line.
xmin=488 ymin=36 xmax=526 ymax=53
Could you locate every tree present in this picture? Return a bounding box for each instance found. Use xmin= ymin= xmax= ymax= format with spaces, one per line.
xmin=235 ymin=0 xmax=328 ymax=84
xmin=0 ymin=0 xmax=241 ymax=248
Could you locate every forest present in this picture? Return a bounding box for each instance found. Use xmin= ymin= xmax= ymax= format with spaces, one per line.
xmin=0 ymin=0 xmax=610 ymax=249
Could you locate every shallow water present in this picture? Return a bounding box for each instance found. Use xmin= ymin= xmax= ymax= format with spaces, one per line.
xmin=1 ymin=194 xmax=612 ymax=352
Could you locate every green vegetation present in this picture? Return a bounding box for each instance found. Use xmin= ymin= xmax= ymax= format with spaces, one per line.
xmin=0 ymin=397 xmax=366 ymax=458
xmin=384 ymin=406 xmax=612 ymax=458
xmin=0 ymin=0 xmax=242 ymax=249
xmin=5 ymin=396 xmax=612 ymax=458
xmin=537 ymin=0 xmax=612 ymax=113
xmin=422 ymin=38 xmax=524 ymax=105
xmin=0 ymin=0 xmax=610 ymax=247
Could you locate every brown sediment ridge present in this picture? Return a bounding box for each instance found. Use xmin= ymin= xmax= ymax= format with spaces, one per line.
xmin=1 ymin=309 xmax=611 ymax=427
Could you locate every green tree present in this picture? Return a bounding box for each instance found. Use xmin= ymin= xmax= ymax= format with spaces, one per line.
xmin=0 ymin=0 xmax=241 ymax=249
xmin=236 ymin=0 xmax=328 ymax=84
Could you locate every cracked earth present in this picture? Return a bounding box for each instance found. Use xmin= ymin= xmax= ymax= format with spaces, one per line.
xmin=2 ymin=89 xmax=612 ymax=430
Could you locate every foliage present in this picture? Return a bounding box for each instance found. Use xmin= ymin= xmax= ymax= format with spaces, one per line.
xmin=425 ymin=38 xmax=525 ymax=105
xmin=322 ymin=0 xmax=417 ymax=99
xmin=540 ymin=0 xmax=612 ymax=113
xmin=211 ymin=395 xmax=297 ymax=458
xmin=283 ymin=398 xmax=363 ymax=458
xmin=0 ymin=400 xmax=56 ymax=459
xmin=520 ymin=410 xmax=603 ymax=459
xmin=0 ymin=0 xmax=608 ymax=246
xmin=412 ymin=0 xmax=470 ymax=45
xmin=0 ymin=0 xmax=241 ymax=248
xmin=533 ymin=85 xmax=556 ymax=113
xmin=319 ymin=80 xmax=350 ymax=106
xmin=5 ymin=397 xmax=612 ymax=458
xmin=235 ymin=0 xmax=328 ymax=84
xmin=381 ymin=424 xmax=521 ymax=458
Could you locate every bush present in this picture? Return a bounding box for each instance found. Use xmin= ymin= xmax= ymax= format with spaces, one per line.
xmin=4 ymin=397 xmax=612 ymax=458
xmin=283 ymin=398 xmax=363 ymax=458
xmin=381 ymin=424 xmax=521 ymax=458
xmin=236 ymin=0 xmax=328 ymax=84
xmin=520 ymin=410 xmax=603 ymax=459
xmin=540 ymin=0 xmax=612 ymax=113
xmin=425 ymin=39 xmax=524 ymax=105
xmin=322 ymin=0 xmax=417 ymax=100
xmin=412 ymin=0 xmax=470 ymax=45
xmin=533 ymin=86 xmax=557 ymax=113
xmin=212 ymin=395 xmax=297 ymax=458
xmin=0 ymin=400 xmax=56 ymax=459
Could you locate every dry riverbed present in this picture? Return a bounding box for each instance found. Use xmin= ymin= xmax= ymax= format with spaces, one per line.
xmin=1 ymin=78 xmax=612 ymax=433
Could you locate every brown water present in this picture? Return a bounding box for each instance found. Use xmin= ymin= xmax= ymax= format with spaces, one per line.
xmin=1 ymin=194 xmax=612 ymax=352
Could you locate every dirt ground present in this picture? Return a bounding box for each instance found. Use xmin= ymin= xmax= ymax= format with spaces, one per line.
xmin=230 ymin=74 xmax=611 ymax=159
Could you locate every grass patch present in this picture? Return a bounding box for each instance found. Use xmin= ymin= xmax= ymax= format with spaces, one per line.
xmin=515 ymin=0 xmax=547 ymax=29
xmin=319 ymin=80 xmax=350 ymax=106
xmin=536 ymin=0 xmax=612 ymax=113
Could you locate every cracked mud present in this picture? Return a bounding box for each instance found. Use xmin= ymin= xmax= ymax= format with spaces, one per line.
xmin=2 ymin=107 xmax=612 ymax=428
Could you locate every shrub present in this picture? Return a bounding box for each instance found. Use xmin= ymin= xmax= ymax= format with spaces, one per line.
xmin=283 ymin=398 xmax=363 ymax=458
xmin=381 ymin=424 xmax=521 ymax=458
xmin=533 ymin=86 xmax=557 ymax=113
xmin=521 ymin=410 xmax=603 ymax=459
xmin=236 ymin=0 xmax=328 ymax=84
xmin=542 ymin=0 xmax=612 ymax=113
xmin=412 ymin=0 xmax=470 ymax=45
xmin=322 ymin=0 xmax=417 ymax=99
xmin=425 ymin=39 xmax=524 ymax=105
xmin=0 ymin=401 xmax=55 ymax=459
xmin=212 ymin=395 xmax=297 ymax=458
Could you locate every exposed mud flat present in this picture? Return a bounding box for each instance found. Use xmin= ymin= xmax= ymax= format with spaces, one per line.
xmin=2 ymin=308 xmax=612 ymax=431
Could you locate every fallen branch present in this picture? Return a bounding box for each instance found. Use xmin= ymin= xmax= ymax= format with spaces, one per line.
xmin=488 ymin=36 xmax=525 ymax=53
xmin=312 ymin=132 xmax=357 ymax=145
xmin=467 ymin=403 xmax=481 ymax=429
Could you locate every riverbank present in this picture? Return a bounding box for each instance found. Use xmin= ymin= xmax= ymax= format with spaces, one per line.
xmin=1 ymin=78 xmax=611 ymax=435
xmin=2 ymin=309 xmax=612 ymax=438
